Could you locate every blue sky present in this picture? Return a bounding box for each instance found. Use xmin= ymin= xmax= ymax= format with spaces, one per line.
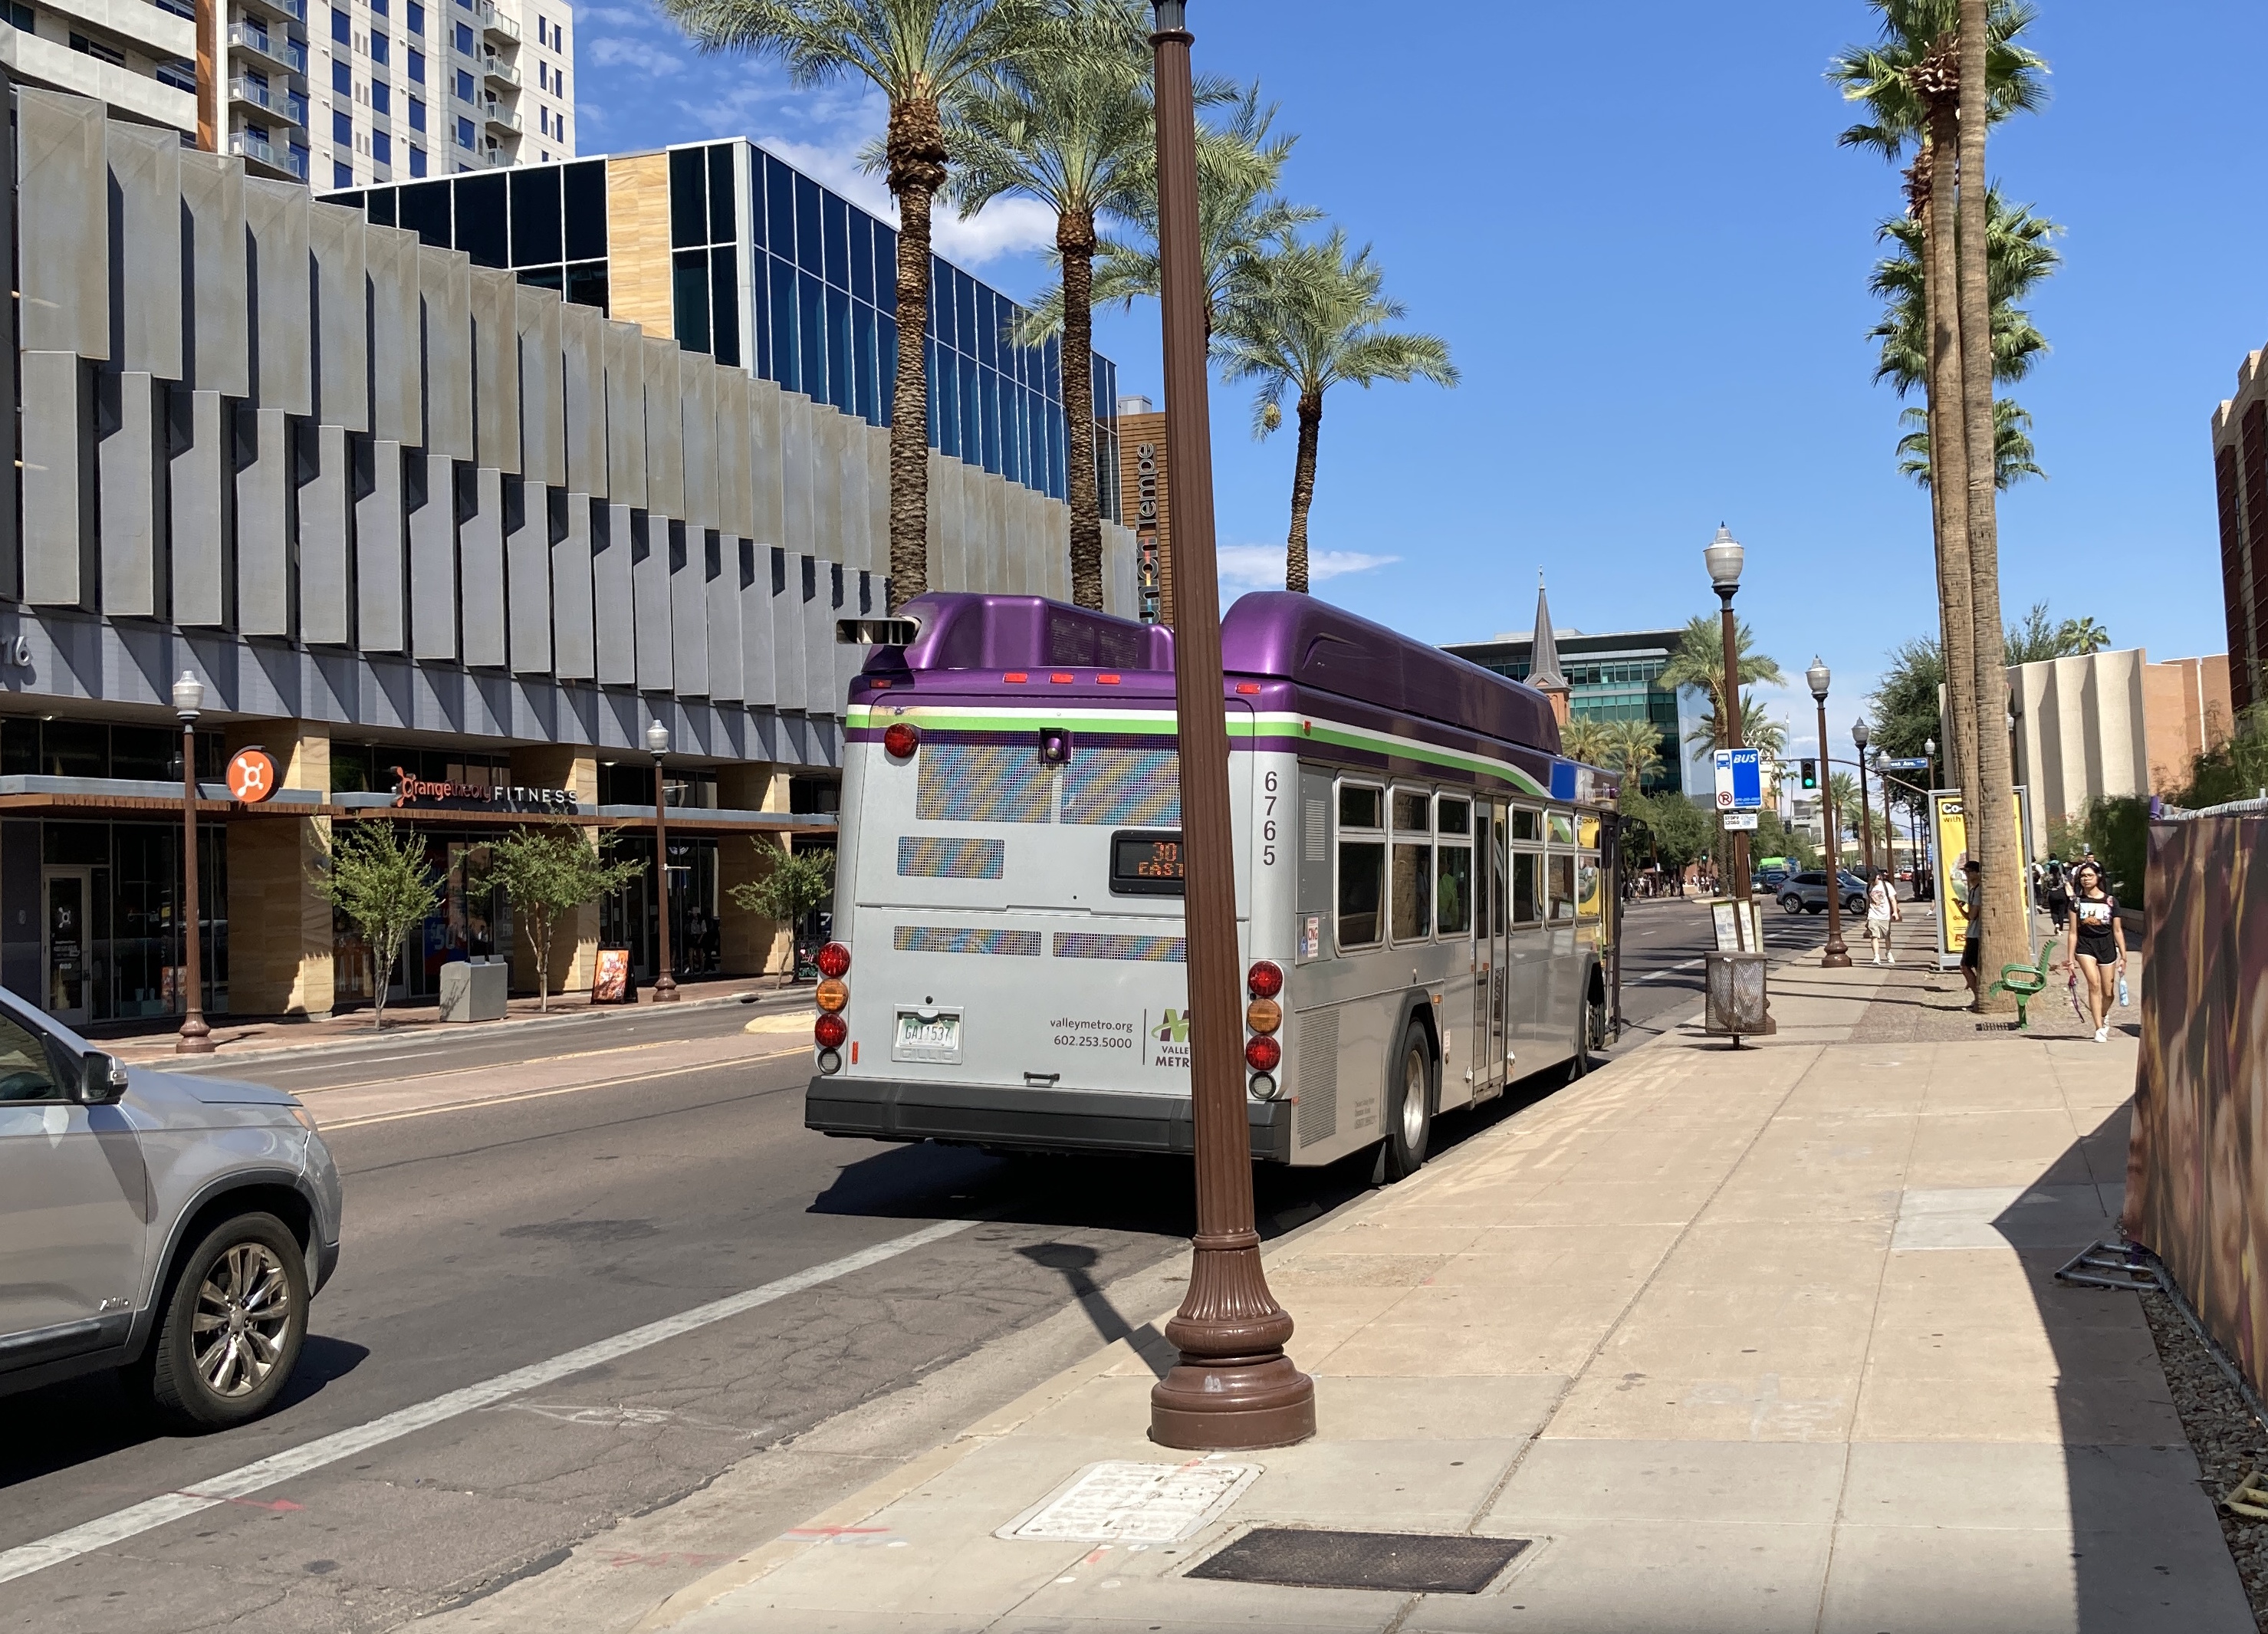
xmin=572 ymin=2 xmax=2263 ymax=743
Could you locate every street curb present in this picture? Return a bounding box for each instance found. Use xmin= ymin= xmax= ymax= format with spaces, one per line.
xmin=117 ymin=985 xmax=810 ymax=1074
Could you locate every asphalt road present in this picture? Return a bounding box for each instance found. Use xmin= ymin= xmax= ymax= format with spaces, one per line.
xmin=0 ymin=900 xmax=1806 ymax=1633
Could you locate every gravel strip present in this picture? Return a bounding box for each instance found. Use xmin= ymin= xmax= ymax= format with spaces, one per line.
xmin=2140 ymin=1287 xmax=2268 ymax=1629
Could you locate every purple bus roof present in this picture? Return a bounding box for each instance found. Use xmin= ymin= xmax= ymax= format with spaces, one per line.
xmin=875 ymin=591 xmax=1562 ymax=755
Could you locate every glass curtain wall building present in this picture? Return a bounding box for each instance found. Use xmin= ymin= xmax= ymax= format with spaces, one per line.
xmin=326 ymin=138 xmax=1122 ymax=521
xmin=1443 ymin=630 xmax=1693 ymax=798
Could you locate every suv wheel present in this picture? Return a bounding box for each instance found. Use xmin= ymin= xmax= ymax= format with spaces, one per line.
xmin=149 ymin=1212 xmax=308 ymax=1430
xmin=1780 ymin=894 xmax=1803 ymax=915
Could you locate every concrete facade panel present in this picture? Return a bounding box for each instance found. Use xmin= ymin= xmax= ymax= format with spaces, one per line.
xmin=356 ymin=439 xmax=407 ymax=654
xmin=235 ymin=406 xmax=292 ymax=637
xmin=307 ymin=202 xmax=370 ymax=432
xmin=95 ymin=369 xmax=163 ymax=618
xmin=300 ymin=423 xmax=353 ymax=646
xmin=421 ymin=252 xmax=475 ymax=462
xmin=17 ymin=92 xmax=107 ymax=360
xmin=593 ymin=501 xmax=635 ymax=685
xmin=104 ymin=123 xmax=181 ymax=381
xmin=462 ymin=465 xmax=508 ymax=670
xmin=505 ymin=477 xmax=554 ymax=674
xmin=178 ymin=154 xmax=248 ymax=399
xmin=244 ymin=179 xmax=313 ymax=416
xmin=167 ymin=387 xmax=230 ymax=628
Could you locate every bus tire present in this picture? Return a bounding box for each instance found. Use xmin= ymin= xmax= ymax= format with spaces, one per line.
xmin=1566 ymin=971 xmax=1606 ymax=1083
xmin=1374 ymin=1015 xmax=1434 ymax=1185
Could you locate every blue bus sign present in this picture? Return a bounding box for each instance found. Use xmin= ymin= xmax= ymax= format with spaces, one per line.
xmin=1713 ymin=748 xmax=1763 ymax=810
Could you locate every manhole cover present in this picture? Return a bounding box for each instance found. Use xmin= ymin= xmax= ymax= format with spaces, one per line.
xmin=997 ymin=1460 xmax=1262 ymax=1543
xmin=1188 ymin=1527 xmax=1530 ymax=1594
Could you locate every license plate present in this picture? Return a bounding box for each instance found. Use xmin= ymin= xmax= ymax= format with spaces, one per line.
xmin=894 ymin=1008 xmax=962 ymax=1064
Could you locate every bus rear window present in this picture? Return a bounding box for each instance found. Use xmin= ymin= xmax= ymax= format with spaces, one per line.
xmin=1110 ymin=830 xmax=1184 ymax=895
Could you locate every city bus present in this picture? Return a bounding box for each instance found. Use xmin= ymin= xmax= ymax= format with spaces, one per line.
xmin=804 ymin=591 xmax=1621 ymax=1179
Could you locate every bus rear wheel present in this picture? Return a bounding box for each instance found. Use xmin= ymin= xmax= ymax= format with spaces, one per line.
xmin=1374 ymin=1017 xmax=1434 ymax=1185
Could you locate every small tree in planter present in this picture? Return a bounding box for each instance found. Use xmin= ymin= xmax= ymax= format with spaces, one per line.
xmin=728 ymin=840 xmax=835 ymax=985
xmin=313 ymin=823 xmax=442 ymax=1029
xmin=478 ymin=828 xmax=643 ymax=1011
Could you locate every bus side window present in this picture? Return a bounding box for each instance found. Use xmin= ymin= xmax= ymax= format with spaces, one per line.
xmin=1548 ymin=854 xmax=1576 ymax=921
xmin=1513 ymin=807 xmax=1540 ymax=843
xmin=1436 ymin=794 xmax=1472 ymax=936
xmin=1513 ymin=852 xmax=1540 ymax=925
xmin=1336 ymin=782 xmax=1385 ymax=949
xmin=1390 ymin=788 xmax=1432 ymax=942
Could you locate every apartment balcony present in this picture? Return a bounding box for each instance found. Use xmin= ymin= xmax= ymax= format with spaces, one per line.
xmin=478 ymin=52 xmax=517 ymax=87
xmin=472 ymin=1 xmax=518 ymax=43
xmin=229 ymin=127 xmax=308 ymax=181
xmin=237 ymin=0 xmax=308 ymax=25
xmin=228 ymin=75 xmax=307 ymax=131
xmin=225 ymin=22 xmax=303 ymax=76
xmin=480 ymin=98 xmax=519 ymax=134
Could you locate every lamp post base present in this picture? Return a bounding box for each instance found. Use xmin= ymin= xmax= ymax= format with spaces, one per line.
xmin=1150 ymin=1353 xmax=1316 ymax=1450
xmin=652 ymin=974 xmax=680 ymax=1003
xmin=176 ymin=1014 xmax=215 ymax=1054
xmin=1823 ymin=940 xmax=1853 ymax=968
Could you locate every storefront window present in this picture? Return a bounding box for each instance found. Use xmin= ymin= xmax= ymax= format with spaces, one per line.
xmin=8 ymin=818 xmax=225 ymax=1023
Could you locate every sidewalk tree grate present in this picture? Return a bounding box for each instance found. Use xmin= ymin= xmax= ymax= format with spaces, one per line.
xmin=1188 ymin=1527 xmax=1529 ymax=1594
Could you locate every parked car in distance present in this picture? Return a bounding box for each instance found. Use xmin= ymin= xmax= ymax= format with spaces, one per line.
xmin=0 ymin=988 xmax=340 ymax=1429
xmin=1757 ymin=863 xmax=1791 ymax=893
xmin=1778 ymin=870 xmax=1871 ymax=916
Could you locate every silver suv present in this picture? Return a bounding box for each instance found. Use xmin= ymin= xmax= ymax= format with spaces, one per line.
xmin=0 ymin=988 xmax=341 ymax=1429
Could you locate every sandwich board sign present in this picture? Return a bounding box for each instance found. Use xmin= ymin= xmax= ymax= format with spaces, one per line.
xmin=1713 ymin=748 xmax=1762 ymax=811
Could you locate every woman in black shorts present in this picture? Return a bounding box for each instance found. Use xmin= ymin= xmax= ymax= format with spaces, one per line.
xmin=2067 ymin=860 xmax=2127 ymax=1042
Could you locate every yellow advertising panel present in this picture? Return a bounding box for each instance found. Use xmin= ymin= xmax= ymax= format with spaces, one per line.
xmin=1930 ymin=790 xmax=2033 ymax=967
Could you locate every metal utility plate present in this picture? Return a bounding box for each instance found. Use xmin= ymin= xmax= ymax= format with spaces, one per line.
xmin=1188 ymin=1527 xmax=1531 ymax=1594
xmin=997 ymin=1460 xmax=1262 ymax=1544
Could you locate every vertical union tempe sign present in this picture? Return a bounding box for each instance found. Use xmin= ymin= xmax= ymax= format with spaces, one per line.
xmin=1136 ymin=441 xmax=1161 ymax=623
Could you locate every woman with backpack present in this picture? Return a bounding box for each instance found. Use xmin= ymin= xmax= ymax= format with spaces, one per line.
xmin=2068 ymin=860 xmax=2127 ymax=1044
xmin=2043 ymin=853 xmax=2072 ymax=937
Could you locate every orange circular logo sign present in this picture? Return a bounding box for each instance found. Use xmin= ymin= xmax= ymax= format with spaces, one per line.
xmin=226 ymin=748 xmax=278 ymax=803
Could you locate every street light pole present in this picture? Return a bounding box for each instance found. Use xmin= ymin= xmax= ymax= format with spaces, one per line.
xmin=1146 ymin=0 xmax=1312 ymax=1453
xmin=173 ymin=671 xmax=215 ymax=1053
xmin=1807 ymin=659 xmax=1852 ymax=968
xmin=1852 ymin=718 xmax=1877 ymax=879
xmin=646 ymin=719 xmax=679 ymax=1002
xmin=1704 ymin=527 xmax=1750 ymax=907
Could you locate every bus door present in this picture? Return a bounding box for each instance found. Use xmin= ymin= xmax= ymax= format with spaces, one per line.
xmin=1474 ymin=802 xmax=1508 ymax=1090
xmin=1491 ymin=801 xmax=1511 ymax=1083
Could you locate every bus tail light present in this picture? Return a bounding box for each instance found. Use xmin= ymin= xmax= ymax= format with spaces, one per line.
xmin=815 ymin=978 xmax=848 ymax=1013
xmin=883 ymin=722 xmax=920 ymax=759
xmin=1244 ymin=1034 xmax=1281 ymax=1073
xmin=814 ymin=1013 xmax=849 ymax=1050
xmin=1246 ymin=998 xmax=1282 ymax=1034
xmin=1247 ymin=961 xmax=1284 ymax=1000
xmin=817 ymin=942 xmax=852 ymax=979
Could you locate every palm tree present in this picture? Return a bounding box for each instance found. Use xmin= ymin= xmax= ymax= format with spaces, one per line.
xmin=1560 ymin=717 xmax=1613 ymax=768
xmin=1831 ymin=0 xmax=2047 ymax=929
xmin=1829 ymin=772 xmax=1863 ymax=845
xmin=945 ymin=0 xmax=1155 ymax=611
xmin=655 ymin=0 xmax=1052 ymax=609
xmin=1602 ymin=718 xmax=1664 ymax=788
xmin=1896 ymin=399 xmax=2042 ymax=489
xmin=1215 ymin=230 xmax=1456 ymax=593
xmin=1661 ymin=614 xmax=1783 ymax=721
xmin=1866 ymin=190 xmax=2059 ymax=396
xmin=2057 ymin=614 xmax=2109 ymax=655
xmin=1685 ymin=693 xmax=1786 ymax=759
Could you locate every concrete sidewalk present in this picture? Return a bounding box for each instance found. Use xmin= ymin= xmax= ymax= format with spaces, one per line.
xmin=632 ymin=922 xmax=2246 ymax=1634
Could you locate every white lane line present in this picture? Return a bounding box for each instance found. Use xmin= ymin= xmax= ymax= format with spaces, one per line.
xmin=0 ymin=1218 xmax=976 ymax=1586
xmin=1633 ymin=958 xmax=1703 ymax=984
xmin=314 ymin=1049 xmax=807 ymax=1129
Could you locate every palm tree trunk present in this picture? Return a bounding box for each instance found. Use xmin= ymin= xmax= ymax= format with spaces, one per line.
xmin=1921 ymin=103 xmax=1981 ymax=895
xmin=1957 ymin=0 xmax=2023 ymax=1008
xmin=1285 ymin=391 xmax=1321 ymax=593
xmin=1059 ymin=209 xmax=1103 ymax=610
xmin=885 ymin=96 xmax=948 ymax=610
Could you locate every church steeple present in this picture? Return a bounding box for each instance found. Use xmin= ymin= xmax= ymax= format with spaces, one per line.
xmin=1527 ymin=572 xmax=1571 ymax=727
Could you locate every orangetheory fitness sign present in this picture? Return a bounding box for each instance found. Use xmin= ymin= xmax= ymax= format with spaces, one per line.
xmin=390 ymin=768 xmax=581 ymax=815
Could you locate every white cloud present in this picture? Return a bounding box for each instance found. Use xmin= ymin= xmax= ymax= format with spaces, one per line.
xmin=587 ymin=35 xmax=683 ymax=74
xmin=755 ymin=136 xmax=1055 ymax=268
xmin=1215 ymin=545 xmax=1400 ymax=590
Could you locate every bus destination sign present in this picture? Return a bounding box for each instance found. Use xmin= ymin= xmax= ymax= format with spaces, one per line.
xmin=1110 ymin=830 xmax=1185 ymax=896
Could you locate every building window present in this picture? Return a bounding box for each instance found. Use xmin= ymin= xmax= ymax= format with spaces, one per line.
xmin=409 ymin=95 xmax=425 ymax=131
xmin=407 ymin=0 xmax=424 ymax=34
xmin=331 ymin=4 xmax=350 ymax=43
xmin=334 ymin=110 xmax=353 ymax=145
xmin=371 ymin=79 xmax=390 ymax=114
xmin=3 ymin=4 xmax=31 ymax=33
xmin=455 ymin=67 xmax=473 ymax=100
xmin=373 ymin=130 xmax=392 ymax=165
xmin=453 ymin=20 xmax=472 ymax=52
xmin=409 ymin=46 xmax=423 ymax=83
xmin=456 ymin=116 xmax=475 ymax=150
xmin=410 ymin=143 xmax=426 ymax=177
xmin=334 ymin=159 xmax=354 ymax=187
xmin=156 ymin=59 xmax=196 ymax=93
xmin=332 ymin=58 xmax=350 ymax=93
xmin=370 ymin=31 xmax=388 ymax=65
xmin=68 ymin=32 xmax=126 ymax=65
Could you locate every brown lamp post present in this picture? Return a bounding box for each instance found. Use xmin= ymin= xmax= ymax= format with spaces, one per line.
xmin=1146 ymin=0 xmax=1313 ymax=1453
xmin=1853 ymin=718 xmax=1878 ymax=881
xmin=646 ymin=718 xmax=679 ymax=1002
xmin=1807 ymin=659 xmax=1852 ymax=968
xmin=1704 ymin=527 xmax=1751 ymax=906
xmin=173 ymin=671 xmax=215 ymax=1053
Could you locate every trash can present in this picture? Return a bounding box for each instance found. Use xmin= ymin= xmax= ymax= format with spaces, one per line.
xmin=439 ymin=957 xmax=508 ymax=1022
xmin=1703 ymin=950 xmax=1773 ymax=1042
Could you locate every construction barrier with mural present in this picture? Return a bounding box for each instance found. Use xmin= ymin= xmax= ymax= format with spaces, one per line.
xmin=2122 ymin=811 xmax=2268 ymax=1397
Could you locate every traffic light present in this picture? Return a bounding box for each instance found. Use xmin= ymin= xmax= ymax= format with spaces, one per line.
xmin=1800 ymin=759 xmax=1818 ymax=789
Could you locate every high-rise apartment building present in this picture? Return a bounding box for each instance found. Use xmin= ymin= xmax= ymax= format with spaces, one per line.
xmin=305 ymin=0 xmax=575 ymax=191
xmin=0 ymin=0 xmax=572 ymax=189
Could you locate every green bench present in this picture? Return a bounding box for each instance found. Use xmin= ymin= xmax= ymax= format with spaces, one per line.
xmin=1987 ymin=939 xmax=2058 ymax=1030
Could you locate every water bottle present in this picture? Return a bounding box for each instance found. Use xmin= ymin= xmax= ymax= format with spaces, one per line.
xmin=2117 ymin=973 xmax=2129 ymax=1010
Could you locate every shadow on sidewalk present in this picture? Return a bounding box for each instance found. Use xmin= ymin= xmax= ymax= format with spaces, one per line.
xmin=1990 ymin=1101 xmax=2221 ymax=1632
xmin=1017 ymin=1244 xmax=1173 ymax=1378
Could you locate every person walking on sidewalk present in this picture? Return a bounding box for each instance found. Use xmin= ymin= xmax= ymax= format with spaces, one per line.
xmin=1865 ymin=868 xmax=1902 ymax=964
xmin=2043 ymin=853 xmax=2072 ymax=938
xmin=2068 ymin=860 xmax=2128 ymax=1043
xmin=1957 ymin=858 xmax=1984 ymax=1000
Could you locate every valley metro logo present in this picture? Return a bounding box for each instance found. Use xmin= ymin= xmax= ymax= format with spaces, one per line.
xmin=1154 ymin=1010 xmax=1189 ymax=1044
